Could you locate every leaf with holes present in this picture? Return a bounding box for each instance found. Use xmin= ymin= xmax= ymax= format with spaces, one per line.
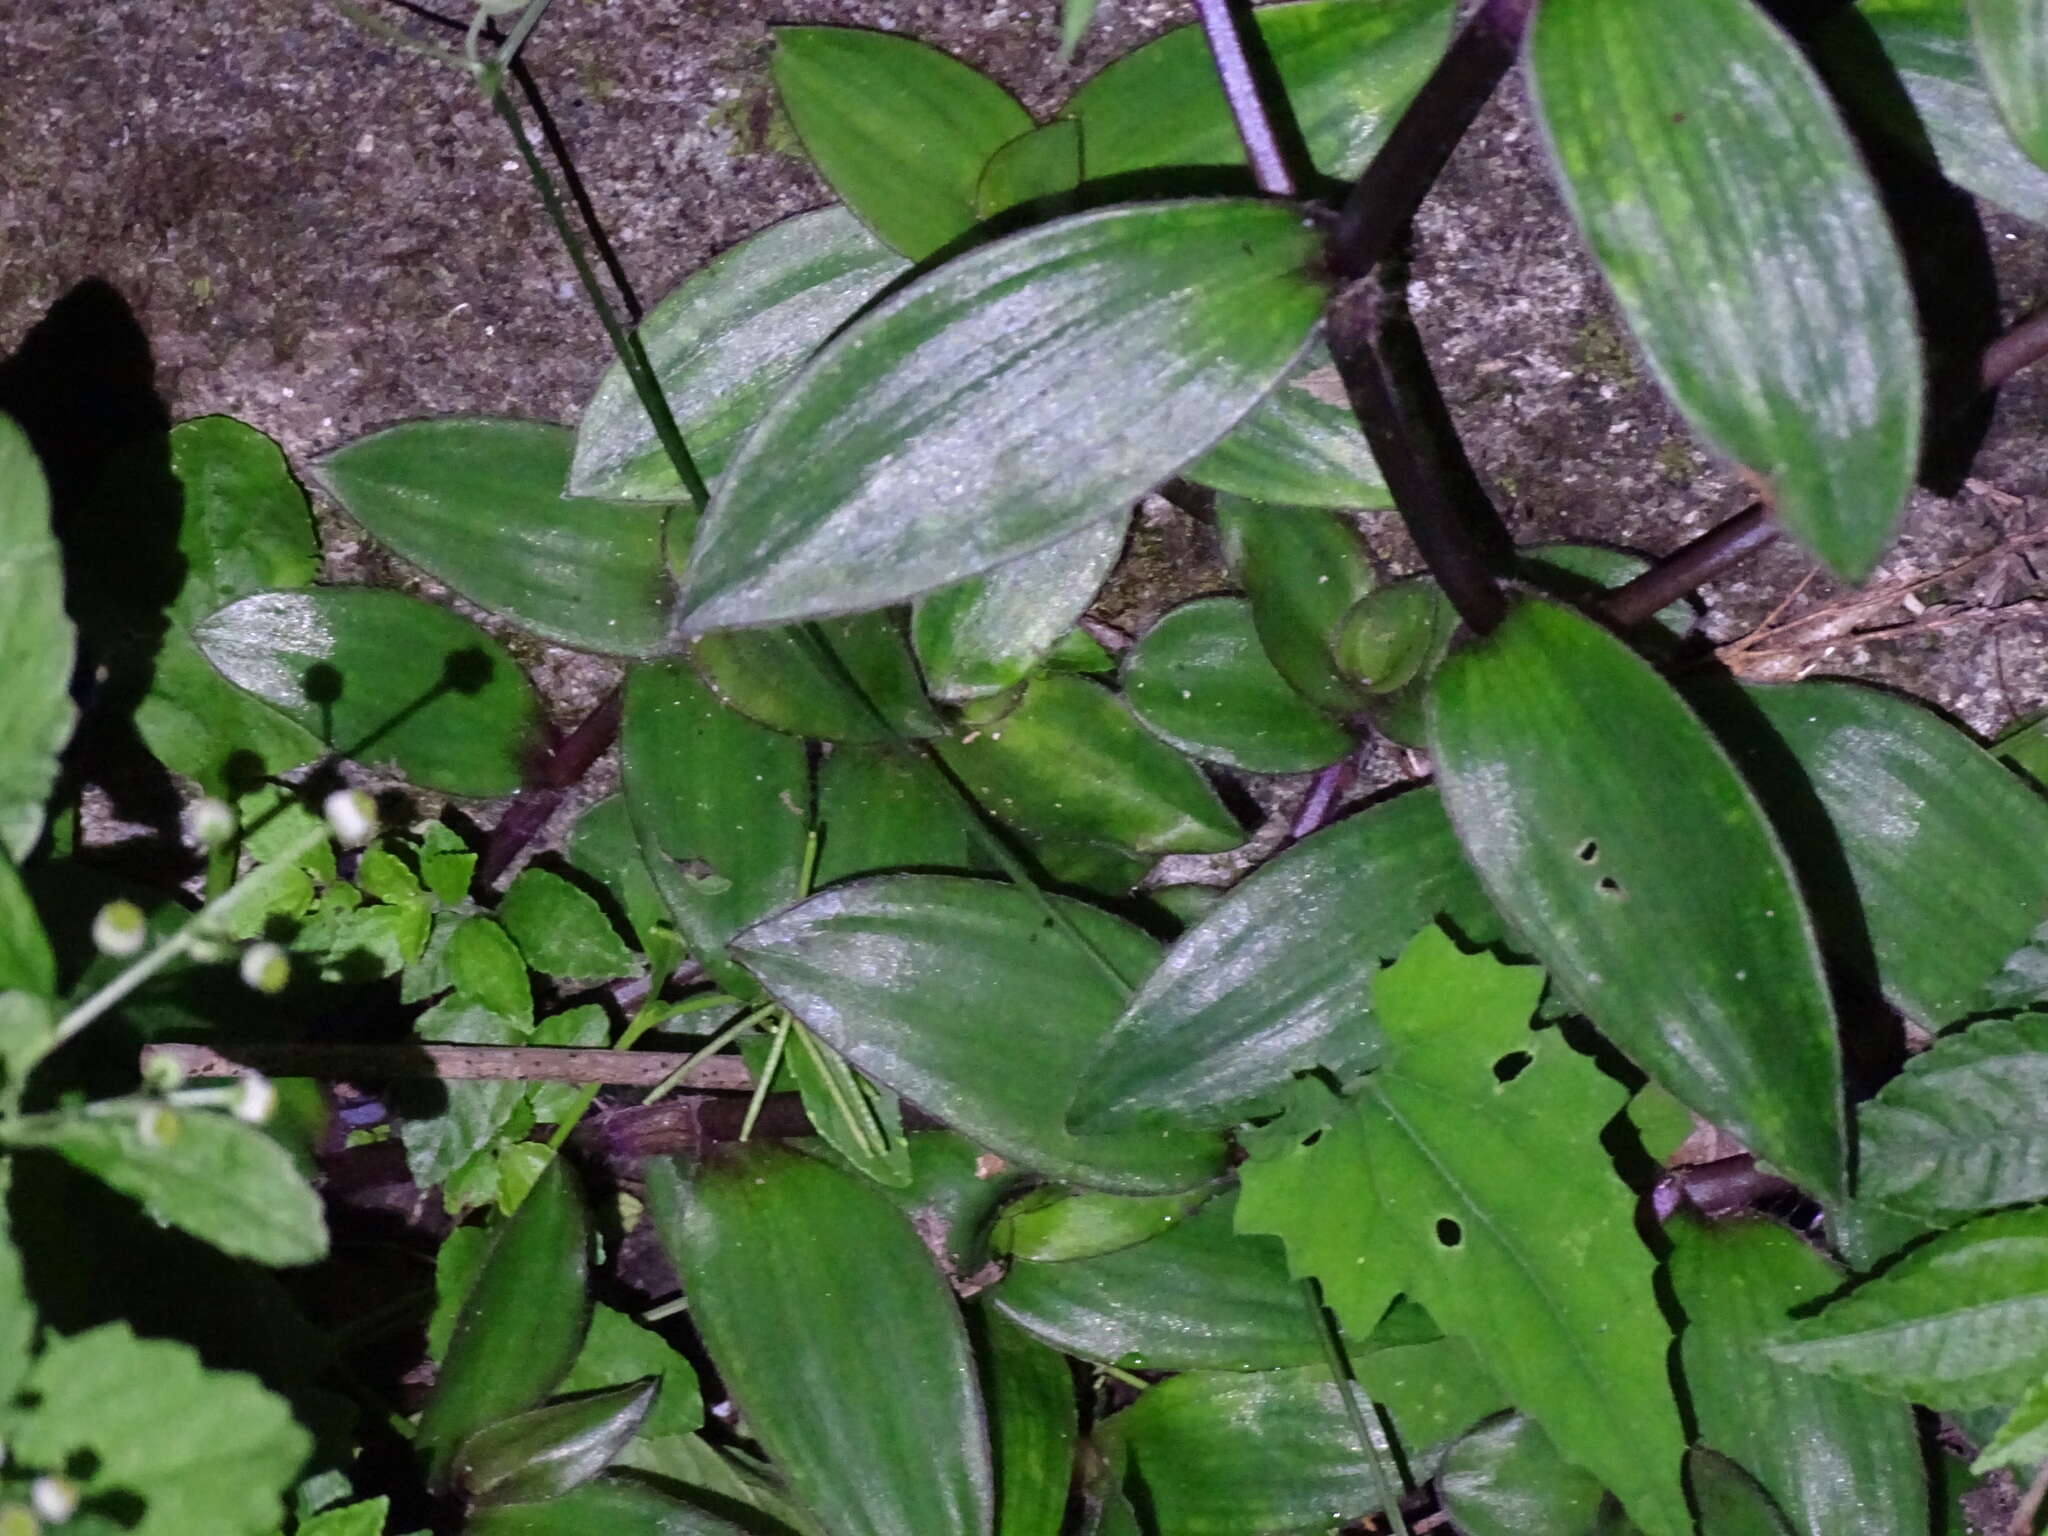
xmin=1970 ymin=0 xmax=2048 ymax=168
xmin=1427 ymin=599 xmax=1846 ymax=1199
xmin=680 ymin=201 xmax=1329 ymax=630
xmin=1237 ymin=928 xmax=1690 ymax=1536
xmin=1531 ymin=0 xmax=1923 ymax=579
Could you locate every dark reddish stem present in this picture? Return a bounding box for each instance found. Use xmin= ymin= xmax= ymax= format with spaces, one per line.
xmin=1981 ymin=303 xmax=2048 ymax=391
xmin=476 ymin=685 xmax=623 ymax=888
xmin=1602 ymin=504 xmax=1776 ymax=629
xmin=1191 ymin=0 xmax=1296 ymax=197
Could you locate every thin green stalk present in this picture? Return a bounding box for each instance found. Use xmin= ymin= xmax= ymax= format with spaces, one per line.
xmin=641 ymin=1001 xmax=773 ymax=1106
xmin=793 ymin=1025 xmax=880 ymax=1160
xmin=1097 ymin=1363 xmax=1149 ymax=1391
xmin=738 ymin=1011 xmax=793 ymax=1140
xmin=543 ymin=988 xmax=740 ymax=1151
xmin=1300 ymin=1279 xmax=1410 ymax=1536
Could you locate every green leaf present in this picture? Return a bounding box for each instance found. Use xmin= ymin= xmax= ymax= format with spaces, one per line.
xmin=194 ymin=588 xmax=542 ymax=798
xmin=1427 ymin=599 xmax=1846 ymax=1199
xmin=565 ymin=797 xmax=669 ymax=960
xmin=1187 ymin=350 xmax=1389 ymax=510
xmin=0 ymin=845 xmax=54 ymax=997
xmin=991 ymin=1187 xmax=1214 ymax=1265
xmin=1690 ymin=1449 xmax=1796 ymax=1536
xmin=680 ymin=201 xmax=1329 ymax=630
xmin=135 ymin=628 xmax=327 ymax=792
xmin=787 ymin=1021 xmax=915 ymax=1189
xmin=1215 ymin=495 xmax=1378 ymax=714
xmin=5 ymin=1105 xmax=327 ymax=1267
xmin=1718 ymin=681 xmax=2048 ymax=1026
xmin=1973 ymin=1372 xmax=2048 ymax=1472
xmin=1860 ymin=1014 xmax=2048 ymax=1218
xmin=403 ymin=999 xmax=527 ymax=1190
xmin=465 ymin=1475 xmax=753 ymax=1536
xmin=1671 ymin=1215 xmax=1930 ymax=1536
xmin=1970 ymin=0 xmax=2048 ymax=166
xmin=976 ymin=1309 xmax=1077 ymax=1536
xmin=1063 ymin=0 xmax=1456 ymax=182
xmin=497 ymin=868 xmax=637 ymax=984
xmin=621 ymin=659 xmax=809 ymax=997
xmin=690 ymin=613 xmax=940 ymax=742
xmin=1530 ymin=0 xmax=1923 ymax=580
xmin=558 ymin=1303 xmax=702 ymax=1439
xmin=1770 ymin=1206 xmax=2048 ymax=1406
xmin=913 ymin=513 xmax=1129 ymax=703
xmin=296 ymin=1499 xmax=392 ymax=1536
xmin=1237 ymin=929 xmax=1691 ymax=1536
xmin=417 ymin=1155 xmax=593 ymax=1477
xmin=773 ymin=26 xmax=1032 ymax=260
xmin=813 ymin=745 xmax=981 ymax=888
xmin=453 ymin=1381 xmax=658 ymax=1512
xmin=976 ymin=119 xmax=1084 ymax=221
xmin=1073 ymin=788 xmax=1497 ymax=1131
xmin=572 ymin=208 xmax=910 ymax=502
xmin=316 ymin=419 xmax=672 ymax=657
xmin=989 ymin=1191 xmax=1319 ymax=1371
xmin=0 ymin=412 xmax=76 ymax=860
xmin=937 ymin=676 xmax=1240 ymax=856
xmin=446 ymin=917 xmax=534 ymax=1026
xmin=1122 ymin=598 xmax=1352 ymax=773
xmin=1437 ymin=1414 xmax=1616 ymax=1536
xmin=163 ymin=416 xmax=321 ymax=627
xmin=14 ymin=1323 xmax=310 ymax=1536
xmin=731 ymin=873 xmax=1226 ymax=1193
xmin=646 ymin=1145 xmax=994 ymax=1536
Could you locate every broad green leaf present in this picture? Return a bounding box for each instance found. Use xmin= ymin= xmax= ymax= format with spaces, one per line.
xmin=295 ymin=1499 xmax=391 ymax=1536
xmin=690 ymin=613 xmax=940 ymax=742
xmin=1672 ymin=1215 xmax=1929 ymax=1536
xmin=453 ymin=1380 xmax=658 ymax=1512
xmin=1821 ymin=0 xmax=2048 ymax=225
xmin=15 ymin=1323 xmax=310 ymax=1536
xmin=466 ymin=1475 xmax=753 ymax=1536
xmin=1531 ymin=0 xmax=1923 ymax=580
xmin=316 ymin=419 xmax=672 ymax=656
xmin=976 ymin=119 xmax=1084 ymax=220
xmin=646 ymin=1145 xmax=994 ymax=1536
xmin=1973 ymin=1372 xmax=2048 ymax=1472
xmin=1073 ymin=788 xmax=1497 ymax=1131
xmin=1215 ymin=495 xmax=1378 ymax=714
xmin=497 ymin=867 xmax=637 ymax=984
xmin=573 ymin=208 xmax=909 ymax=501
xmin=1187 ymin=351 xmax=1389 ymax=510
xmin=565 ymin=796 xmax=670 ymax=961
xmin=914 ymin=513 xmax=1129 ymax=703
xmin=680 ymin=201 xmax=1329 ymax=630
xmin=1770 ymin=1206 xmax=2048 ymax=1405
xmin=1427 ymin=600 xmax=1846 ymax=1199
xmin=558 ymin=1302 xmax=703 ymax=1439
xmin=1437 ymin=1414 xmax=1616 ymax=1536
xmin=1063 ymin=0 xmax=1456 ymax=182
xmin=1122 ymin=598 xmax=1352 ymax=773
xmin=1970 ymin=0 xmax=2048 ymax=166
xmin=731 ymin=873 xmax=1226 ymax=1192
xmin=1719 ymin=681 xmax=2048 ymax=1025
xmin=0 ymin=413 xmax=75 ymax=859
xmin=5 ymin=1105 xmax=327 ymax=1267
xmin=621 ymin=659 xmax=809 ymax=997
xmin=991 ymin=1187 xmax=1215 ymax=1264
xmin=163 ymin=416 xmax=321 ymax=626
xmin=0 ymin=844 xmax=53 ymax=997
xmin=417 ymin=1155 xmax=593 ymax=1476
xmin=774 ymin=26 xmax=1032 ymax=259
xmin=135 ymin=628 xmax=326 ymax=792
xmin=814 ymin=745 xmax=981 ymax=887
xmin=1691 ymin=1450 xmax=1796 ymax=1536
xmin=1238 ymin=930 xmax=1691 ymax=1536
xmin=1860 ymin=1014 xmax=2048 ymax=1217
xmin=977 ymin=1310 xmax=1076 ymax=1536
xmin=447 ymin=917 xmax=534 ymax=1026
xmin=937 ymin=676 xmax=1240 ymax=855
xmin=989 ymin=1191 xmax=1319 ymax=1370
xmin=195 ymin=588 xmax=542 ymax=797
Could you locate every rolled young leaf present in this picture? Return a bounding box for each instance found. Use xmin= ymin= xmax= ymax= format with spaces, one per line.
xmin=680 ymin=201 xmax=1330 ymax=630
xmin=1214 ymin=495 xmax=1379 ymax=714
xmin=0 ymin=413 xmax=75 ymax=860
xmin=1530 ymin=0 xmax=1923 ymax=580
xmin=1969 ymin=0 xmax=2048 ymax=168
xmin=1426 ymin=599 xmax=1847 ymax=1200
xmin=646 ymin=1145 xmax=994 ymax=1536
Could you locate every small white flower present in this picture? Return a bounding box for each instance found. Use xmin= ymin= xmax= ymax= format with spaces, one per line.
xmin=234 ymin=1072 xmax=277 ymax=1127
xmin=186 ymin=797 xmax=236 ymax=848
xmin=91 ymin=900 xmax=147 ymax=958
xmin=239 ymin=942 xmax=290 ymax=996
xmin=31 ymin=1475 xmax=76 ymax=1522
xmin=322 ymin=788 xmax=378 ymax=846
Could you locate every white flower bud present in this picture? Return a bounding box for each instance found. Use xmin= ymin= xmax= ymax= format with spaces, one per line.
xmin=30 ymin=1475 xmax=76 ymax=1522
xmin=234 ymin=1072 xmax=277 ymax=1127
xmin=322 ymin=788 xmax=377 ymax=846
xmin=238 ymin=942 xmax=290 ymax=996
xmin=91 ymin=900 xmax=148 ymax=959
xmin=140 ymin=1051 xmax=187 ymax=1093
xmin=137 ymin=1105 xmax=181 ymax=1149
xmin=185 ymin=796 xmax=236 ymax=848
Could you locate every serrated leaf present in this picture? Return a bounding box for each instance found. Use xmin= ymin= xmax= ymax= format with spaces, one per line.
xmin=937 ymin=675 xmax=1240 ymax=856
xmin=646 ymin=1145 xmax=993 ymax=1536
xmin=689 ymin=612 xmax=940 ymax=742
xmin=731 ymin=873 xmax=1225 ymax=1193
xmin=1063 ymin=0 xmax=1455 ymax=182
xmin=1215 ymin=494 xmax=1378 ymax=713
xmin=1671 ymin=1215 xmax=1929 ymax=1536
xmin=1123 ymin=597 xmax=1352 ymax=773
xmin=1427 ymin=599 xmax=1846 ymax=1199
xmin=1771 ymin=1206 xmax=2048 ymax=1405
xmin=454 ymin=1380 xmax=658 ymax=1511
xmin=976 ymin=1309 xmax=1076 ymax=1536
xmin=6 ymin=1105 xmax=327 ymax=1267
xmin=989 ymin=1190 xmax=1319 ymax=1370
xmin=316 ymin=419 xmax=672 ymax=656
xmin=15 ymin=1323 xmax=310 ymax=1536
xmin=195 ymin=588 xmax=542 ymax=798
xmin=295 ymin=1498 xmax=391 ymax=1536
xmin=680 ymin=201 xmax=1329 ymax=630
xmin=0 ymin=412 xmax=76 ymax=859
xmin=497 ymin=868 xmax=637 ymax=984
xmin=1859 ymin=1014 xmax=2048 ymax=1217
xmin=976 ymin=119 xmax=1084 ymax=221
xmin=1972 ymin=1371 xmax=2048 ymax=1472
xmin=1970 ymin=0 xmax=2048 ymax=168
xmin=1073 ymin=788 xmax=1497 ymax=1131
xmin=1237 ymin=929 xmax=1690 ymax=1536
xmin=774 ymin=27 xmax=1033 ymax=259
xmin=913 ymin=513 xmax=1129 ymax=703
xmin=1437 ymin=1414 xmax=1616 ymax=1536
xmin=1531 ymin=0 xmax=1923 ymax=579
xmin=1187 ymin=350 xmax=1390 ymax=509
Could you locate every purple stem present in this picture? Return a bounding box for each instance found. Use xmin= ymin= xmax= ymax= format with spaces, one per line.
xmin=1602 ymin=503 xmax=1778 ymax=629
xmin=476 ymin=685 xmax=624 ymax=888
xmin=1289 ymin=756 xmax=1356 ymax=842
xmin=1191 ymin=0 xmax=1296 ymax=197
